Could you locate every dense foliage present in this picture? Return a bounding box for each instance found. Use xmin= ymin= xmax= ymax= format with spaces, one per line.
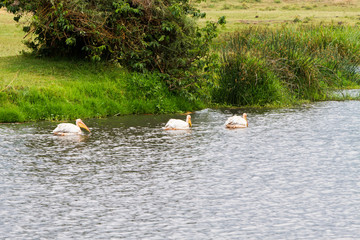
xmin=1 ymin=0 xmax=224 ymax=91
xmin=213 ymin=24 xmax=360 ymax=106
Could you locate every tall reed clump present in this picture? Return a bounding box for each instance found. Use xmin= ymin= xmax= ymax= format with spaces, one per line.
xmin=213 ymin=24 xmax=360 ymax=106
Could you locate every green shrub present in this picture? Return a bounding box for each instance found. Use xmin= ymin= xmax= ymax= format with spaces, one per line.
xmin=214 ymin=24 xmax=360 ymax=106
xmin=214 ymin=53 xmax=288 ymax=106
xmin=1 ymin=0 xmax=225 ymax=91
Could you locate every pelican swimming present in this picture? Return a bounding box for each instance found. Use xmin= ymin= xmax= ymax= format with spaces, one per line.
xmin=164 ymin=115 xmax=192 ymax=130
xmin=52 ymin=119 xmax=91 ymax=135
xmin=225 ymin=113 xmax=248 ymax=128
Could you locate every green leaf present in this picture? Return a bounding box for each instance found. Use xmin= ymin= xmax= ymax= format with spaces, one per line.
xmin=158 ymin=35 xmax=165 ymax=42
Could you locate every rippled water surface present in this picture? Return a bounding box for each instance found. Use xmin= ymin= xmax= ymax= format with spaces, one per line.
xmin=1 ymin=100 xmax=360 ymax=239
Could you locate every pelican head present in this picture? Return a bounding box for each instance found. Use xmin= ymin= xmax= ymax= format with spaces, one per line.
xmin=76 ymin=119 xmax=91 ymax=133
xmin=186 ymin=115 xmax=192 ymax=127
xmin=243 ymin=113 xmax=248 ymax=127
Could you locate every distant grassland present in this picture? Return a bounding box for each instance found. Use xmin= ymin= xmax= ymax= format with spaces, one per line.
xmin=0 ymin=8 xmax=28 ymax=57
xmin=197 ymin=0 xmax=360 ymax=30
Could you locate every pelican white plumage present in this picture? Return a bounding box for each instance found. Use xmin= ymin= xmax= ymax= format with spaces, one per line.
xmin=164 ymin=115 xmax=192 ymax=130
xmin=52 ymin=119 xmax=91 ymax=136
xmin=225 ymin=113 xmax=248 ymax=128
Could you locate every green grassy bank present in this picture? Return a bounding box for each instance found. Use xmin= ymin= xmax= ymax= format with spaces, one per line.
xmin=197 ymin=0 xmax=360 ymax=30
xmin=1 ymin=7 xmax=360 ymax=123
xmin=0 ymin=56 xmax=205 ymax=122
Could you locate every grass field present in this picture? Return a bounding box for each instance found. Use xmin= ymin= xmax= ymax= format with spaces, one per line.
xmin=0 ymin=8 xmax=29 ymax=57
xmin=196 ymin=0 xmax=360 ymax=30
xmin=0 ymin=54 xmax=204 ymax=122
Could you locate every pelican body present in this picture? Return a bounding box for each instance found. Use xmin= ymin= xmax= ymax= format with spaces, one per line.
xmin=225 ymin=113 xmax=248 ymax=128
xmin=52 ymin=119 xmax=91 ymax=136
xmin=164 ymin=115 xmax=192 ymax=130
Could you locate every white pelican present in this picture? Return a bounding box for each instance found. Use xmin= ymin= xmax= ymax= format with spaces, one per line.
xmin=164 ymin=115 xmax=192 ymax=130
xmin=52 ymin=119 xmax=91 ymax=136
xmin=225 ymin=113 xmax=248 ymax=128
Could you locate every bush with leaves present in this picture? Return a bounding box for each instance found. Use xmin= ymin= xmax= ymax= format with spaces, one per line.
xmin=1 ymin=0 xmax=225 ymax=93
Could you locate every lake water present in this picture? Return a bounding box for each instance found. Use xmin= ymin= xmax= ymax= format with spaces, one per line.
xmin=1 ymin=100 xmax=360 ymax=239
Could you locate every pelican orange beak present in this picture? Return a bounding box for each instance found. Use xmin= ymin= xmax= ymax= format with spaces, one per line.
xmin=78 ymin=120 xmax=91 ymax=133
xmin=188 ymin=119 xmax=192 ymax=127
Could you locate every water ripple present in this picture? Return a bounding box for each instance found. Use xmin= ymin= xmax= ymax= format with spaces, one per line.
xmin=1 ymin=101 xmax=360 ymax=239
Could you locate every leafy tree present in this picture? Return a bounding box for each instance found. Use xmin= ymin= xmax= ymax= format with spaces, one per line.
xmin=1 ymin=0 xmax=225 ymax=92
